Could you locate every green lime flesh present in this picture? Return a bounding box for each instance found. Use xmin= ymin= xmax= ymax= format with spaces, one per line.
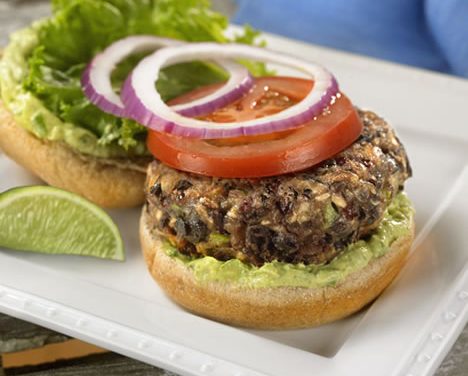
xmin=0 ymin=186 xmax=125 ymax=261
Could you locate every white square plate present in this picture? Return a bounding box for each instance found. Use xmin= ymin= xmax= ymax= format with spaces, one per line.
xmin=1 ymin=30 xmax=468 ymax=376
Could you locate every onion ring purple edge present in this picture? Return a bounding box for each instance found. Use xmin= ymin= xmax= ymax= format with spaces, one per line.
xmin=174 ymin=73 xmax=254 ymax=118
xmin=121 ymin=43 xmax=341 ymax=139
xmin=81 ymin=61 xmax=127 ymax=117
xmin=121 ymin=73 xmax=339 ymax=139
xmin=81 ymin=36 xmax=254 ymax=120
xmin=83 ymin=58 xmax=253 ymax=119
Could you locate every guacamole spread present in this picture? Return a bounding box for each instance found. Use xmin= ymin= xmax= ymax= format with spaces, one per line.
xmin=163 ymin=193 xmax=413 ymax=288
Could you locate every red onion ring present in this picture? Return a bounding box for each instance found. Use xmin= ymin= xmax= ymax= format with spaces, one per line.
xmin=82 ymin=36 xmax=182 ymax=117
xmin=81 ymin=36 xmax=253 ymax=118
xmin=171 ymin=59 xmax=253 ymax=117
xmin=121 ymin=43 xmax=339 ymax=139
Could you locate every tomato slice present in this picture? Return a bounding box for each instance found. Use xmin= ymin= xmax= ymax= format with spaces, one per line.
xmin=147 ymin=76 xmax=363 ymax=178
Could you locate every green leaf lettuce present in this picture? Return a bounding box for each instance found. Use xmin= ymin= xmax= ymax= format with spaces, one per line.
xmin=1 ymin=0 xmax=266 ymax=158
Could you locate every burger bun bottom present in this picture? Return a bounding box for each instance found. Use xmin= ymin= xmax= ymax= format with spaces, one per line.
xmin=0 ymin=102 xmax=146 ymax=208
xmin=140 ymin=207 xmax=414 ymax=329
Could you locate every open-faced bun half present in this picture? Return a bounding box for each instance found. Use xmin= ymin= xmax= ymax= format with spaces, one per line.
xmin=140 ymin=207 xmax=414 ymax=329
xmin=0 ymin=102 xmax=148 ymax=208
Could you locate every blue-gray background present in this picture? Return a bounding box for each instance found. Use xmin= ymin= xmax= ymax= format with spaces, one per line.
xmin=234 ymin=0 xmax=468 ymax=78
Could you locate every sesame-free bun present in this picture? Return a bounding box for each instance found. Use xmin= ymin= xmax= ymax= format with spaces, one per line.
xmin=0 ymin=102 xmax=148 ymax=208
xmin=140 ymin=207 xmax=414 ymax=329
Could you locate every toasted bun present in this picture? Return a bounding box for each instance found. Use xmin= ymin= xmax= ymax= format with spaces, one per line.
xmin=140 ymin=207 xmax=414 ymax=329
xmin=0 ymin=102 xmax=148 ymax=208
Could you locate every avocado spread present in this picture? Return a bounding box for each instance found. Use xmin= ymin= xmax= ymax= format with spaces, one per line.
xmin=163 ymin=193 xmax=413 ymax=288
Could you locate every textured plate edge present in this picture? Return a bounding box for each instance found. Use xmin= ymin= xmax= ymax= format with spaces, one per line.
xmin=0 ymin=286 xmax=266 ymax=376
xmin=393 ymin=264 xmax=468 ymax=376
xmin=391 ymin=167 xmax=468 ymax=376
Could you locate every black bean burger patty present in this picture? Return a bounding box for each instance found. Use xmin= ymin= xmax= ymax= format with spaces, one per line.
xmin=144 ymin=109 xmax=412 ymax=266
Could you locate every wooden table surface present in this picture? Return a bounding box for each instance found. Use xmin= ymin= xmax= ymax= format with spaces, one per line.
xmin=0 ymin=1 xmax=466 ymax=375
xmin=0 ymin=313 xmax=177 ymax=375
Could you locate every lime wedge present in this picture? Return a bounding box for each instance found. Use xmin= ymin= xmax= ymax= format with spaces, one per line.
xmin=0 ymin=186 xmax=125 ymax=261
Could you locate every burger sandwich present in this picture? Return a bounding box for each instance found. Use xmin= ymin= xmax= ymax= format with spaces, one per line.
xmin=0 ymin=0 xmax=414 ymax=329
xmin=131 ymin=47 xmax=414 ymax=328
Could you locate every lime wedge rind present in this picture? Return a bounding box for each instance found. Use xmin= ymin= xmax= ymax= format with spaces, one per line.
xmin=0 ymin=186 xmax=125 ymax=261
